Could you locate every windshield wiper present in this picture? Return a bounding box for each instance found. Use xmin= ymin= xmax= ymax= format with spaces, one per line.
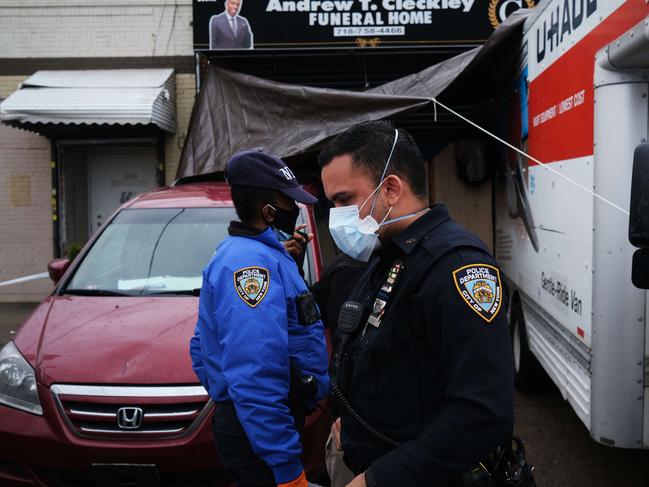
xmin=145 ymin=288 xmax=201 ymax=296
xmin=62 ymin=289 xmax=133 ymax=297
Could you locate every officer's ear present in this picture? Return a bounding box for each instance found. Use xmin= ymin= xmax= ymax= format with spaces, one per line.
xmin=383 ymin=175 xmax=404 ymax=206
xmin=261 ymin=203 xmax=276 ymax=224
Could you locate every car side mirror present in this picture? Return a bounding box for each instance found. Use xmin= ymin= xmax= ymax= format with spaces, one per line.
xmin=48 ymin=258 xmax=70 ymax=284
xmin=629 ymin=143 xmax=649 ymax=289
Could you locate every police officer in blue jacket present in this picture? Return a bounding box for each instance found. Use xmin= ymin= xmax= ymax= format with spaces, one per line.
xmin=189 ymin=150 xmax=330 ymax=487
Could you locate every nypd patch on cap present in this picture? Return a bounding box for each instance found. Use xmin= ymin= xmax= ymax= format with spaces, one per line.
xmin=226 ymin=149 xmax=318 ymax=205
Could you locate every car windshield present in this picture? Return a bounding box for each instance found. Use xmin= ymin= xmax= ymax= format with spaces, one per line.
xmin=66 ymin=208 xmax=236 ymax=296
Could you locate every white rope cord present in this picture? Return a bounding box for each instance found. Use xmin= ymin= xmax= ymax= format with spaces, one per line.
xmin=431 ymin=97 xmax=630 ymax=216
xmin=0 ymin=272 xmax=49 ymax=288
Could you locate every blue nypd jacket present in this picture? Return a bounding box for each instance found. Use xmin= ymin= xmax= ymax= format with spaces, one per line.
xmin=189 ymin=222 xmax=330 ymax=484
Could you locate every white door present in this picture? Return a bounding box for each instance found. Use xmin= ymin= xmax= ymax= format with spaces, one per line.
xmin=88 ymin=150 xmax=157 ymax=235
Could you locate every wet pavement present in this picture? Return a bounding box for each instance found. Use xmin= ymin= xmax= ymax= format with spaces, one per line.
xmin=1 ymin=302 xmax=648 ymax=486
xmin=514 ymin=385 xmax=649 ymax=486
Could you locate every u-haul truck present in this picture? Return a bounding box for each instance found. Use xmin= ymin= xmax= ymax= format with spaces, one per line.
xmin=495 ymin=0 xmax=649 ymax=448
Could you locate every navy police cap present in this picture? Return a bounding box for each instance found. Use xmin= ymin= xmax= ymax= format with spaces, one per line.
xmin=226 ymin=149 xmax=318 ymax=205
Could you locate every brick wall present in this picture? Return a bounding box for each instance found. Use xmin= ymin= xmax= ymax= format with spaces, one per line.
xmin=0 ymin=76 xmax=54 ymax=302
xmin=165 ymin=73 xmax=195 ymax=185
xmin=0 ymin=77 xmax=25 ymax=97
xmin=0 ymin=0 xmax=193 ymax=59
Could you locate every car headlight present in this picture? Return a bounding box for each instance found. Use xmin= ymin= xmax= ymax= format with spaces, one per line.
xmin=0 ymin=341 xmax=42 ymax=415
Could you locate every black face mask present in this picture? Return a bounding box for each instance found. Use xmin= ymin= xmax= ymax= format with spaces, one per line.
xmin=266 ymin=203 xmax=300 ymax=236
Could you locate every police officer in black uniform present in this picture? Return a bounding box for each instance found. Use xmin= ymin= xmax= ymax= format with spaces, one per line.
xmin=318 ymin=121 xmax=514 ymax=487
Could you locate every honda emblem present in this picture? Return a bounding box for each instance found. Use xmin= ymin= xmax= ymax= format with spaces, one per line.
xmin=117 ymin=407 xmax=143 ymax=430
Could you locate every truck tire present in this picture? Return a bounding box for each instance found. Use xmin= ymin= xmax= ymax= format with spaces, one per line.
xmin=511 ymin=304 xmax=545 ymax=392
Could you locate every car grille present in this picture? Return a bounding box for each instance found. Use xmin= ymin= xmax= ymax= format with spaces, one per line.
xmin=51 ymin=384 xmax=213 ymax=440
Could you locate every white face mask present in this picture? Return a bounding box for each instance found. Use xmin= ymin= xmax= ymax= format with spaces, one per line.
xmin=328 ymin=197 xmax=390 ymax=262
xmin=328 ymin=129 xmax=423 ymax=262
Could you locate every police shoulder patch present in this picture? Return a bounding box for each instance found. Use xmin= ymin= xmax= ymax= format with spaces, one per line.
xmin=452 ymin=263 xmax=502 ymax=323
xmin=233 ymin=266 xmax=270 ymax=308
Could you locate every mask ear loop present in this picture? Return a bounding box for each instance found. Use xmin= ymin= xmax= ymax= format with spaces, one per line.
xmin=262 ymin=204 xmax=277 ymax=226
xmin=378 ymin=206 xmax=394 ymax=225
xmin=359 ymin=182 xmax=383 ymax=214
xmin=360 ymin=128 xmax=400 ymax=217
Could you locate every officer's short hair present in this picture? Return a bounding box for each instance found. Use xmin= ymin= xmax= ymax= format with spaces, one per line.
xmin=317 ymin=121 xmax=428 ymax=200
xmin=230 ymin=184 xmax=277 ymax=223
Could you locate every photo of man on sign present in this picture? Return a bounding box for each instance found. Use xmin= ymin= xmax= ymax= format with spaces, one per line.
xmin=209 ymin=0 xmax=254 ymax=49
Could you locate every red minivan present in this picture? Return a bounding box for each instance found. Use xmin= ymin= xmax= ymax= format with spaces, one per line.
xmin=0 ymin=181 xmax=330 ymax=486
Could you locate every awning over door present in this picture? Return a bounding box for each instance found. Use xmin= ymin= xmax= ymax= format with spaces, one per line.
xmin=176 ymin=10 xmax=530 ymax=179
xmin=0 ymin=69 xmax=176 ymax=134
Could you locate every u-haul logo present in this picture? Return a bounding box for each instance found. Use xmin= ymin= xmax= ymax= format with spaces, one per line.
xmin=535 ymin=0 xmax=597 ymax=63
xmin=528 ymin=0 xmax=624 ymax=80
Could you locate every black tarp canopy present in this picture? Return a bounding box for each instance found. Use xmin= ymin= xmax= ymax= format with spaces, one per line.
xmin=176 ymin=10 xmax=529 ymax=179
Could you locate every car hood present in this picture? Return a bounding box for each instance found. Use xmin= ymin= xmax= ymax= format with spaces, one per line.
xmin=33 ymin=296 xmax=200 ymax=387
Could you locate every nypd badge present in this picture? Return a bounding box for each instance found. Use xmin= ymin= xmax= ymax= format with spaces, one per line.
xmin=234 ymin=267 xmax=269 ymax=308
xmin=452 ymin=264 xmax=502 ymax=323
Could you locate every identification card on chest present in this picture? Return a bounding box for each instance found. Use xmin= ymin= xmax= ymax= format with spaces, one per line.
xmin=365 ymin=261 xmax=404 ymax=332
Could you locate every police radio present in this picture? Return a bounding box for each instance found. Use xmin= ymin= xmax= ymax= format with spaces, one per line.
xmin=330 ymin=300 xmax=402 ymax=449
xmin=329 ymin=265 xmax=409 ymax=450
xmin=331 ymin=301 xmax=365 ymax=389
xmin=338 ymin=301 xmax=365 ymax=339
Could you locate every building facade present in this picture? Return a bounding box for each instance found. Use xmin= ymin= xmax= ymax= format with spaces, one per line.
xmin=0 ymin=0 xmax=196 ymax=302
xmin=1 ymin=0 xmax=528 ymax=302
